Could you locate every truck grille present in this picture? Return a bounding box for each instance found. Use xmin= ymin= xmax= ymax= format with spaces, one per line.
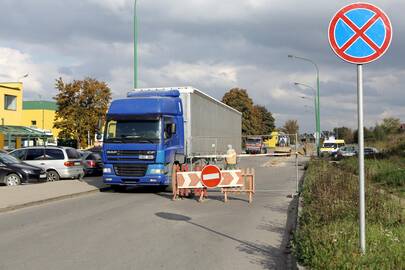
xmin=107 ymin=150 xmax=155 ymax=156
xmin=113 ymin=164 xmax=148 ymax=177
xmin=106 ymin=150 xmax=156 ymax=162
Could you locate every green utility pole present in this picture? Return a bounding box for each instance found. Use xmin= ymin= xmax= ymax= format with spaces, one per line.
xmin=316 ymin=66 xmax=321 ymax=156
xmin=134 ymin=0 xmax=138 ymax=89
xmin=289 ymin=55 xmax=321 ymax=156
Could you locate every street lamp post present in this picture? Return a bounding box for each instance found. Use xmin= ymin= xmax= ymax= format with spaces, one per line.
xmin=17 ymin=73 xmax=29 ymax=82
xmin=289 ymin=55 xmax=321 ymax=156
xmin=295 ymin=82 xmax=317 ymax=140
xmin=134 ymin=0 xmax=138 ymax=89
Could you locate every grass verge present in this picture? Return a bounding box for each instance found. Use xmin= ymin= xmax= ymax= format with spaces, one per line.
xmin=339 ymin=157 xmax=405 ymax=198
xmin=293 ymin=160 xmax=405 ymax=269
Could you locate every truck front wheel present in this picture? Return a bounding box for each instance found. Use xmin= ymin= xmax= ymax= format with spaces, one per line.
xmin=111 ymin=185 xmax=126 ymax=192
xmin=162 ymin=185 xmax=173 ymax=192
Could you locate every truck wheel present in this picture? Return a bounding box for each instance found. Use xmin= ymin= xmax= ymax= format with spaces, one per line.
xmin=111 ymin=185 xmax=126 ymax=192
xmin=163 ymin=185 xmax=173 ymax=192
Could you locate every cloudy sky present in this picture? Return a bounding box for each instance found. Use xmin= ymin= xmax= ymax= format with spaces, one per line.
xmin=0 ymin=0 xmax=404 ymax=132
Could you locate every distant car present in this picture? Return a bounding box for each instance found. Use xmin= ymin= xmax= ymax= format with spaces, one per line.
xmin=9 ymin=146 xmax=84 ymax=182
xmin=79 ymin=151 xmax=103 ymax=176
xmin=364 ymin=147 xmax=379 ymax=157
xmin=320 ymin=138 xmax=346 ymax=156
xmin=245 ymin=137 xmax=265 ymax=154
xmin=0 ymin=152 xmax=46 ymax=186
xmin=334 ymin=145 xmax=358 ymax=159
xmin=87 ymin=146 xmax=102 ymax=155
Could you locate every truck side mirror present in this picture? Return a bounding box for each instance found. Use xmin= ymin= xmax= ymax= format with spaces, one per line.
xmin=97 ymin=119 xmax=103 ymax=132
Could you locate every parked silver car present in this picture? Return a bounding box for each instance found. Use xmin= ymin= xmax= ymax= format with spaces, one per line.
xmin=9 ymin=146 xmax=84 ymax=181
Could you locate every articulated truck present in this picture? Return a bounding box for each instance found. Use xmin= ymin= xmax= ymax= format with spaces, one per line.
xmin=101 ymin=87 xmax=242 ymax=191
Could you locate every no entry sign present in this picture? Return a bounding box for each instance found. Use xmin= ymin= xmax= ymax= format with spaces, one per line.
xmin=328 ymin=2 xmax=392 ymax=64
xmin=201 ymin=165 xmax=221 ymax=188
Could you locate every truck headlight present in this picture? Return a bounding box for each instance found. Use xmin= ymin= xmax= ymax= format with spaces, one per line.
xmin=139 ymin=155 xmax=154 ymax=160
xmin=149 ymin=168 xmax=164 ymax=174
xmin=103 ymin=168 xmax=112 ymax=173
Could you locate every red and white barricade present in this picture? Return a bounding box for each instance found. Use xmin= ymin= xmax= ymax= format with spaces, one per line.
xmin=171 ymin=165 xmax=255 ymax=203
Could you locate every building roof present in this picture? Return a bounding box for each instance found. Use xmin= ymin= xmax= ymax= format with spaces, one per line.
xmin=0 ymin=82 xmax=23 ymax=91
xmin=0 ymin=125 xmax=52 ymax=137
xmin=23 ymin=101 xmax=58 ymax=111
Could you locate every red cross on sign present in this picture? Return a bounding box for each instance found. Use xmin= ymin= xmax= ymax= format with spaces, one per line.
xmin=328 ymin=3 xmax=392 ymax=64
xmin=201 ymin=165 xmax=221 ymax=188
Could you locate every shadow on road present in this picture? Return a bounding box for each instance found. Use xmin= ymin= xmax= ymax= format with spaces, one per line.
xmin=155 ymin=212 xmax=285 ymax=269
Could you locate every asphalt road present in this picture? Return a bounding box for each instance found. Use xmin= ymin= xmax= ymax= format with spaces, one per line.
xmin=0 ymin=156 xmax=306 ymax=270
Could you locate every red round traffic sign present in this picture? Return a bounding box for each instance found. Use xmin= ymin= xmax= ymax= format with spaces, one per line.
xmin=328 ymin=3 xmax=392 ymax=64
xmin=201 ymin=165 xmax=221 ymax=188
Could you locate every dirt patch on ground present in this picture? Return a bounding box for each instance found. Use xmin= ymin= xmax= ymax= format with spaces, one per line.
xmin=261 ymin=157 xmax=294 ymax=167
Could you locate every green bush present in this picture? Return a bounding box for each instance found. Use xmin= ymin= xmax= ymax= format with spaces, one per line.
xmin=340 ymin=157 xmax=405 ymax=191
xmin=294 ymin=160 xmax=405 ymax=269
xmin=374 ymin=169 xmax=405 ymax=187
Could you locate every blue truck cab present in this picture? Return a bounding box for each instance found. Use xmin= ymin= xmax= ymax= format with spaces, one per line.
xmin=102 ymin=90 xmax=184 ymax=189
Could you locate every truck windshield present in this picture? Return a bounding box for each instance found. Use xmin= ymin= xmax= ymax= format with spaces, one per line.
xmin=104 ymin=119 xmax=160 ymax=143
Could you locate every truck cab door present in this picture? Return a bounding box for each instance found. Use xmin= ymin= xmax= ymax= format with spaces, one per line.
xmin=163 ymin=118 xmax=178 ymax=163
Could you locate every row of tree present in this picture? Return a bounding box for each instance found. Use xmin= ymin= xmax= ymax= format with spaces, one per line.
xmin=53 ymin=81 xmax=299 ymax=147
xmin=332 ymin=117 xmax=402 ymax=144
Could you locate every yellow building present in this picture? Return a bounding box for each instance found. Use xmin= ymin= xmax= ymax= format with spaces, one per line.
xmin=0 ymin=82 xmax=51 ymax=149
xmin=22 ymin=101 xmax=59 ymax=138
xmin=0 ymin=82 xmax=23 ymax=126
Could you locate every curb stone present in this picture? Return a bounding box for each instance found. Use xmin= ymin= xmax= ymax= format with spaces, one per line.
xmin=0 ymin=186 xmax=111 ymax=214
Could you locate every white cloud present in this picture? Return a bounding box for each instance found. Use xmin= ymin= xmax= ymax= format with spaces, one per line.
xmin=0 ymin=47 xmax=42 ymax=91
xmin=142 ymin=61 xmax=238 ymax=90
xmin=0 ymin=47 xmax=68 ymax=100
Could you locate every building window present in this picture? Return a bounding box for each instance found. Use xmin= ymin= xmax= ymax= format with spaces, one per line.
xmin=4 ymin=95 xmax=17 ymax=110
xmin=31 ymin=120 xmax=37 ymax=126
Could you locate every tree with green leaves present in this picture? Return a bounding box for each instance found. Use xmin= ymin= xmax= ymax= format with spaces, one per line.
xmin=381 ymin=117 xmax=401 ymax=134
xmin=254 ymin=105 xmax=275 ymax=135
xmin=222 ymin=88 xmax=256 ymax=135
xmin=283 ymin=119 xmax=299 ymax=135
xmin=54 ymin=77 xmax=111 ymax=148
xmin=222 ymin=88 xmax=275 ymax=135
xmin=333 ymin=126 xmax=354 ymax=143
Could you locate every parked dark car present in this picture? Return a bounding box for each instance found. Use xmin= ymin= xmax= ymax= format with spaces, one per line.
xmin=79 ymin=151 xmax=103 ymax=176
xmin=0 ymin=152 xmax=47 ymax=186
xmin=364 ymin=147 xmax=379 ymax=157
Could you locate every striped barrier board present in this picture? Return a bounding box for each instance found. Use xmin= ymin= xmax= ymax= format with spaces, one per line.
xmin=176 ymin=172 xmax=204 ymax=189
xmin=176 ymin=170 xmax=243 ymax=189
xmin=217 ymin=170 xmax=243 ymax=188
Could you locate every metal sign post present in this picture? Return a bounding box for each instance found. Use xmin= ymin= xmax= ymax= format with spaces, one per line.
xmin=357 ymin=64 xmax=366 ymax=252
xmin=328 ymin=2 xmax=392 ymax=254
